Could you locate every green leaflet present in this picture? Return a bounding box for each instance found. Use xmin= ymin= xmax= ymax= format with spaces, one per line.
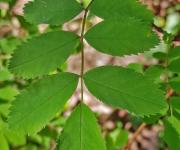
xmin=84 ymin=66 xmax=168 ymax=116
xmin=8 ymin=72 xmax=79 ymax=135
xmin=0 ymin=37 xmax=21 ymax=54
xmin=145 ymin=65 xmax=163 ymax=83
xmin=169 ymin=46 xmax=180 ymax=59
xmin=106 ymin=125 xmax=128 ymax=150
xmin=90 ymin=0 xmax=153 ymax=22
xmin=171 ymin=97 xmax=180 ymax=113
xmin=168 ymin=45 xmax=180 ymax=73
xmin=171 ymin=97 xmax=180 ymax=120
xmin=0 ymin=133 xmax=8 ymax=150
xmin=58 ymin=103 xmax=106 ymax=150
xmin=0 ymin=119 xmax=26 ymax=147
xmin=86 ymin=0 xmax=158 ymax=56
xmin=170 ymin=77 xmax=180 ymax=93
xmin=24 ymin=0 xmax=83 ymax=25
xmin=0 ymin=86 xmax=19 ymax=101
xmin=169 ymin=58 xmax=180 ymax=73
xmin=142 ymin=114 xmax=161 ymax=124
xmin=85 ymin=19 xmax=159 ymax=56
xmin=163 ymin=116 xmax=180 ymax=150
xmin=9 ymin=31 xmax=79 ymax=79
xmin=0 ymin=68 xmax=13 ymax=82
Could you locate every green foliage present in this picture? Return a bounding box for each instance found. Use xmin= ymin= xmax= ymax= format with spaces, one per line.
xmin=168 ymin=46 xmax=180 ymax=73
xmin=8 ymin=73 xmax=79 ymax=134
xmin=24 ymin=0 xmax=83 ymax=25
xmin=85 ymin=0 xmax=159 ymax=56
xmin=169 ymin=58 xmax=180 ymax=73
xmin=0 ymin=37 xmax=21 ymax=54
xmin=145 ymin=65 xmax=164 ymax=83
xmin=0 ymin=118 xmax=26 ymax=150
xmin=85 ymin=18 xmax=159 ymax=56
xmin=171 ymin=97 xmax=180 ymax=119
xmin=169 ymin=46 xmax=180 ymax=59
xmin=163 ymin=116 xmax=180 ymax=150
xmin=58 ymin=103 xmax=106 ymax=150
xmin=9 ymin=31 xmax=79 ymax=78
xmin=89 ymin=0 xmax=153 ymax=22
xmin=170 ymin=77 xmax=180 ymax=92
xmin=2 ymin=0 xmax=179 ymax=149
xmin=84 ymin=66 xmax=167 ymax=116
xmin=106 ymin=123 xmax=128 ymax=150
xmin=0 ymin=68 xmax=13 ymax=82
xmin=0 ymin=133 xmax=8 ymax=150
xmin=0 ymin=86 xmax=18 ymax=101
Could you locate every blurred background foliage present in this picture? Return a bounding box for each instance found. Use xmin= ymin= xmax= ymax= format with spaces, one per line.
xmin=0 ymin=0 xmax=179 ymax=150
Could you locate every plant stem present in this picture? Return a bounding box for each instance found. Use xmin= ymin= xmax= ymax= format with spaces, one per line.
xmin=79 ymin=2 xmax=95 ymax=148
xmin=79 ymin=8 xmax=88 ymax=150
xmin=124 ymin=123 xmax=146 ymax=150
xmin=80 ymin=8 xmax=88 ymax=102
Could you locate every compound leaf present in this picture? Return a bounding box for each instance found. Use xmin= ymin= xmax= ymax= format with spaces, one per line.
xmin=58 ymin=103 xmax=106 ymax=150
xmin=90 ymin=0 xmax=153 ymax=22
xmin=84 ymin=66 xmax=168 ymax=116
xmin=24 ymin=0 xmax=83 ymax=25
xmin=8 ymin=72 xmax=79 ymax=135
xmin=85 ymin=19 xmax=159 ymax=56
xmin=9 ymin=31 xmax=79 ymax=79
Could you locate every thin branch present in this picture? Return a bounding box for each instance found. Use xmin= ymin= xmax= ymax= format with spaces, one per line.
xmin=79 ymin=0 xmax=94 ymax=102
xmin=124 ymin=123 xmax=146 ymax=150
xmin=79 ymin=5 xmax=90 ymax=150
xmin=79 ymin=1 xmax=95 ymax=149
xmin=80 ymin=9 xmax=88 ymax=102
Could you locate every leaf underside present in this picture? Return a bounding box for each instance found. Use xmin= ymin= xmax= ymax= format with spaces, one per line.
xmin=9 ymin=31 xmax=79 ymax=79
xmin=8 ymin=72 xmax=79 ymax=135
xmin=24 ymin=0 xmax=83 ymax=25
xmin=59 ymin=103 xmax=106 ymax=150
xmin=84 ymin=66 xmax=168 ymax=116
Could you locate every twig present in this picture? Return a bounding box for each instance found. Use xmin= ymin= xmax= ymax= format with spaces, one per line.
xmin=80 ymin=9 xmax=88 ymax=102
xmin=124 ymin=123 xmax=146 ymax=150
xmin=79 ymin=0 xmax=94 ymax=102
xmin=79 ymin=3 xmax=92 ymax=149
